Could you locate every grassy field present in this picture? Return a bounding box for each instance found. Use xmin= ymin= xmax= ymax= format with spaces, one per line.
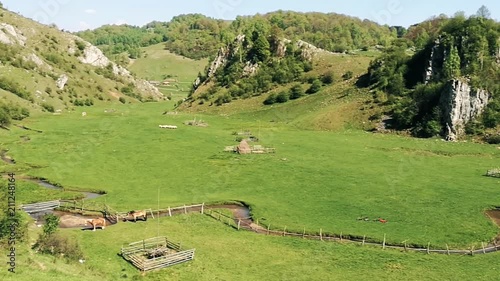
xmin=1 ymin=213 xmax=500 ymax=281
xmin=1 ymin=101 xmax=499 ymax=249
xmin=128 ymin=43 xmax=206 ymax=101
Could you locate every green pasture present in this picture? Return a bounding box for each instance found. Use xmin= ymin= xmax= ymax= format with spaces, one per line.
xmin=1 ymin=101 xmax=499 ymax=249
xmin=128 ymin=43 xmax=206 ymax=99
xmin=1 ymin=213 xmax=499 ymax=281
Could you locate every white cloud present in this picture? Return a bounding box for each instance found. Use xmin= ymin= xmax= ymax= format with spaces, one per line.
xmin=84 ymin=9 xmax=97 ymax=15
xmin=113 ymin=19 xmax=127 ymax=25
xmin=79 ymin=21 xmax=91 ymax=30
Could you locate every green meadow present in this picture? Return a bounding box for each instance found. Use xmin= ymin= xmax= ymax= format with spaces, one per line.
xmin=1 ymin=101 xmax=499 ymax=251
xmin=2 ymin=213 xmax=500 ymax=281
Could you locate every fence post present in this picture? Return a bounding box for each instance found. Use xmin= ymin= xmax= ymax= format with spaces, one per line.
xmin=267 ymin=224 xmax=270 ymax=235
xmin=446 ymin=244 xmax=450 ymax=255
xmin=383 ymin=234 xmax=386 ymax=249
xmin=237 ymin=219 xmax=241 ymax=230
xmin=427 ymin=242 xmax=430 ymax=254
xmin=184 ymin=205 xmax=187 ymax=214
xmin=470 ymin=246 xmax=475 ymax=256
xmin=362 ymin=235 xmax=366 ymax=246
xmin=320 ymin=228 xmax=323 ymax=241
xmin=482 ymin=242 xmax=486 ymax=254
xmin=201 ymin=203 xmax=204 ymax=214
xmin=303 ymin=227 xmax=306 ymax=239
xmin=168 ymin=207 xmax=172 ymax=217
xmin=403 ymin=240 xmax=407 ymax=252
xmin=340 ymin=232 xmax=343 ymax=241
xmin=283 ymin=226 xmax=287 ymax=237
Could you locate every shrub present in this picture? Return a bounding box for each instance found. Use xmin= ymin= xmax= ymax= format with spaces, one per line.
xmin=289 ymin=84 xmax=305 ymax=100
xmin=321 ymin=71 xmax=335 ymax=84
xmin=342 ymin=71 xmax=354 ymax=80
xmin=75 ymin=40 xmax=86 ymax=51
xmin=307 ymin=79 xmax=322 ymax=94
xmin=119 ymin=97 xmax=126 ymax=104
xmin=276 ymin=91 xmax=289 ymax=103
xmin=41 ymin=103 xmax=55 ymax=113
xmin=0 ymin=77 xmax=32 ymax=100
xmin=263 ymin=93 xmax=277 ymax=105
xmin=34 ymin=232 xmax=84 ymax=261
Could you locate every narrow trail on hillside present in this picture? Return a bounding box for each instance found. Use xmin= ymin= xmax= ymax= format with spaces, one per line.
xmin=16 ymin=178 xmax=500 ymax=256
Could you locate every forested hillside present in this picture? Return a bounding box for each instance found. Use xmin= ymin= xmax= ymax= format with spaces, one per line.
xmin=368 ymin=9 xmax=500 ymax=140
xmin=77 ymin=11 xmax=396 ymax=62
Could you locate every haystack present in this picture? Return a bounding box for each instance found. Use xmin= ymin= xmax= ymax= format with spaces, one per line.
xmin=236 ymin=140 xmax=252 ymax=154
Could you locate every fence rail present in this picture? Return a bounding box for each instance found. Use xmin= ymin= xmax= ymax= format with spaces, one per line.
xmin=21 ymin=201 xmax=60 ymax=213
xmin=206 ymin=209 xmax=500 ymax=256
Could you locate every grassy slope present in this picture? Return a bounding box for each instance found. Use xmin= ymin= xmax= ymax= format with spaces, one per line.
xmin=2 ymin=214 xmax=499 ymax=281
xmin=0 ymin=9 xmax=147 ymax=112
xmin=2 ymin=101 xmax=499 ymax=248
xmin=184 ymin=52 xmax=381 ymax=131
xmin=129 ymin=43 xmax=206 ymax=102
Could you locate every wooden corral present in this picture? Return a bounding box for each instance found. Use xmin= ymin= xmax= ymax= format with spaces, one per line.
xmin=121 ymin=236 xmax=195 ymax=271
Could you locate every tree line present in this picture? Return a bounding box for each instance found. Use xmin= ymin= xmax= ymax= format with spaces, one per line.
xmin=76 ymin=11 xmax=397 ymax=61
xmin=367 ymin=6 xmax=500 ymax=138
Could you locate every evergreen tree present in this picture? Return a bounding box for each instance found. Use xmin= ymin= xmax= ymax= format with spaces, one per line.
xmin=443 ymin=46 xmax=461 ymax=79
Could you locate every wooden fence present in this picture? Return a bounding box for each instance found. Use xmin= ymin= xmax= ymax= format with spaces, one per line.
xmin=121 ymin=236 xmax=195 ymax=271
xmin=206 ymin=209 xmax=500 ymax=256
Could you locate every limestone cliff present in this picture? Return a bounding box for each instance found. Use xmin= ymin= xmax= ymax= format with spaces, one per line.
xmin=440 ymin=79 xmax=490 ymax=141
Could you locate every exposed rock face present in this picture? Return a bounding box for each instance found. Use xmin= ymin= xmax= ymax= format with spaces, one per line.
xmin=207 ymin=46 xmax=229 ymax=78
xmin=424 ymin=38 xmax=445 ymax=84
xmin=23 ymin=53 xmax=52 ymax=70
xmin=441 ymin=79 xmax=490 ymax=141
xmin=75 ymin=39 xmax=164 ymax=101
xmin=0 ymin=23 xmax=26 ymax=46
xmin=56 ymin=74 xmax=68 ymax=90
xmin=242 ymin=61 xmax=259 ymax=77
xmin=78 ymin=43 xmax=111 ymax=68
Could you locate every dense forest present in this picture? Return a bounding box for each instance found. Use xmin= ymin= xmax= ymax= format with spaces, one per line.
xmin=368 ymin=7 xmax=500 ymax=139
xmin=76 ymin=11 xmax=396 ymax=61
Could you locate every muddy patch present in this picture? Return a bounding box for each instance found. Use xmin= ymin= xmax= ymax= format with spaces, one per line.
xmin=0 ymin=150 xmax=15 ymax=164
xmin=486 ymin=209 xmax=500 ymax=227
xmin=15 ymin=125 xmax=43 ymax=133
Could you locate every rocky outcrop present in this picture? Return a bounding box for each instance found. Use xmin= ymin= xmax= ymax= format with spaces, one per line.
xmin=207 ymin=46 xmax=228 ymax=78
xmin=424 ymin=38 xmax=445 ymax=84
xmin=23 ymin=53 xmax=52 ymax=70
xmin=75 ymin=39 xmax=164 ymax=101
xmin=440 ymin=79 xmax=490 ymax=141
xmin=56 ymin=74 xmax=68 ymax=90
xmin=242 ymin=61 xmax=259 ymax=77
xmin=78 ymin=43 xmax=111 ymax=68
xmin=0 ymin=23 xmax=26 ymax=46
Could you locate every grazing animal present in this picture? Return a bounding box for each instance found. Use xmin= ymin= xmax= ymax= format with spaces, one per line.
xmin=127 ymin=210 xmax=147 ymax=222
xmin=86 ymin=218 xmax=106 ymax=231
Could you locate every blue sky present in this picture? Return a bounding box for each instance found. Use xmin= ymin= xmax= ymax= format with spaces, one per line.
xmin=2 ymin=1 xmax=499 ymax=31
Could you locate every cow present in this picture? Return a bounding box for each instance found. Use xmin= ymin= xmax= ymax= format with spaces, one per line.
xmin=86 ymin=218 xmax=106 ymax=231
xmin=126 ymin=210 xmax=147 ymax=222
